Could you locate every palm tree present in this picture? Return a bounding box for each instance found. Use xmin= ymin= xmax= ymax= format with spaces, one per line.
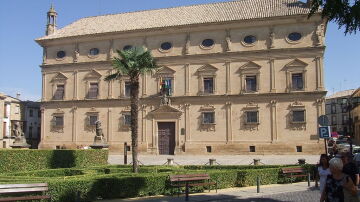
xmin=105 ymin=47 xmax=158 ymax=173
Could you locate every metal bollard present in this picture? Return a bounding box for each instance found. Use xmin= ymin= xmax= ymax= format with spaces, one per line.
xmin=257 ymin=176 xmax=260 ymax=193
xmin=167 ymin=158 xmax=174 ymax=166
xmin=254 ymin=159 xmax=260 ymax=165
xmin=209 ymin=158 xmax=216 ymax=166
xmin=298 ymin=158 xmax=306 ymax=165
xmin=307 ymin=173 xmax=311 ymax=187
xmin=124 ymin=142 xmax=128 ymax=165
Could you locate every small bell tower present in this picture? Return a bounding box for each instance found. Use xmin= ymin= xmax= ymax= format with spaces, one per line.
xmin=46 ymin=4 xmax=57 ymax=35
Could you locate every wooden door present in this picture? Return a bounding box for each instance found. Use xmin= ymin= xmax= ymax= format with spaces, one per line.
xmin=3 ymin=122 xmax=6 ymax=138
xmin=158 ymin=122 xmax=175 ymax=155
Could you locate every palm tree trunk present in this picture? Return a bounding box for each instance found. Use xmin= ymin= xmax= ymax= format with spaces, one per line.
xmin=130 ymin=75 xmax=139 ymax=173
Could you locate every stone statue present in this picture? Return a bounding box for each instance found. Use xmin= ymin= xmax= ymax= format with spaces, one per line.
xmin=95 ymin=121 xmax=104 ymax=137
xmin=160 ymin=93 xmax=171 ymax=105
xmin=90 ymin=120 xmax=109 ymax=149
xmin=269 ymin=31 xmax=275 ymax=49
xmin=184 ymin=33 xmax=190 ymax=55
xmin=225 ymin=30 xmax=231 ymax=51
xmin=11 ymin=122 xmax=30 ymax=148
xmin=315 ymin=24 xmax=324 ymax=46
xmin=74 ymin=50 xmax=79 ymax=63
xmin=12 ymin=122 xmax=24 ymax=138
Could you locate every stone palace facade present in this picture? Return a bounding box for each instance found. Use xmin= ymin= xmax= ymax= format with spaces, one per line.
xmin=36 ymin=0 xmax=327 ymax=154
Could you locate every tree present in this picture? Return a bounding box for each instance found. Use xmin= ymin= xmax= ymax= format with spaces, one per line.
xmin=105 ymin=47 xmax=158 ymax=173
xmin=309 ymin=0 xmax=360 ymax=34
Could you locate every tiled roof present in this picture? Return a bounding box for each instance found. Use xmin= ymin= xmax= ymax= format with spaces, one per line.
xmin=37 ymin=0 xmax=312 ymax=41
xmin=326 ymin=89 xmax=356 ymax=99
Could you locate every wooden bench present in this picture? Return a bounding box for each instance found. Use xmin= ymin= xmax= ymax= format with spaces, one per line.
xmin=0 ymin=183 xmax=50 ymax=201
xmin=170 ymin=174 xmax=217 ymax=201
xmin=281 ymin=167 xmax=308 ymax=183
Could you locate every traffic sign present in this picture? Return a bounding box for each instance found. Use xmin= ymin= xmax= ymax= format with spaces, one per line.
xmin=319 ymin=126 xmax=331 ymax=138
xmin=318 ymin=115 xmax=329 ymax=126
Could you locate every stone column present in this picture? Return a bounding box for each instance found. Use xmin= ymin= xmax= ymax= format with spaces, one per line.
xmin=42 ymin=47 xmax=47 ymax=64
xmin=73 ymin=71 xmax=78 ymax=100
xmin=42 ymin=73 xmax=46 ymax=101
xmin=316 ymin=98 xmax=325 ymax=142
xmin=71 ymin=106 xmax=77 ymax=143
xmin=315 ymin=57 xmax=325 ymax=91
xmin=184 ymin=103 xmax=191 ymax=142
xmin=270 ymin=100 xmax=278 ymax=142
xmin=270 ymin=59 xmax=276 ymax=92
xmin=185 ymin=64 xmax=190 ymax=96
xmin=225 ymin=102 xmax=233 ymax=143
xmin=225 ymin=62 xmax=231 ymax=94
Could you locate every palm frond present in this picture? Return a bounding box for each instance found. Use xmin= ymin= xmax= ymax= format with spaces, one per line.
xmin=104 ymin=73 xmax=120 ymax=81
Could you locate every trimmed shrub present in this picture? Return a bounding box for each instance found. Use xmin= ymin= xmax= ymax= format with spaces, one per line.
xmin=0 ymin=149 xmax=108 ymax=173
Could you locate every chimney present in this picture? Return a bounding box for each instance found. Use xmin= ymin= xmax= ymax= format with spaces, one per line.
xmin=16 ymin=93 xmax=20 ymax=99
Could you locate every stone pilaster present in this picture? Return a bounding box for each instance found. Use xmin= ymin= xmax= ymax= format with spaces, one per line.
xmin=71 ymin=106 xmax=77 ymax=143
xmin=73 ymin=71 xmax=78 ymax=100
xmin=42 ymin=73 xmax=46 ymax=101
xmin=270 ymin=59 xmax=276 ymax=92
xmin=270 ymin=100 xmax=278 ymax=142
xmin=141 ymin=104 xmax=147 ymax=143
xmin=225 ymin=62 xmax=231 ymax=94
xmin=108 ymin=70 xmax=113 ymax=99
xmin=107 ymin=108 xmax=112 ymax=142
xmin=315 ymin=57 xmax=325 ymax=91
xmin=142 ymin=73 xmax=147 ymax=96
xmin=225 ymin=102 xmax=233 ymax=143
xmin=40 ymin=107 xmax=46 ymax=147
xmin=184 ymin=103 xmax=191 ymax=142
xmin=185 ymin=64 xmax=190 ymax=96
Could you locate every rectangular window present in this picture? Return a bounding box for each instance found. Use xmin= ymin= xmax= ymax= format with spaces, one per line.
xmin=245 ymin=76 xmax=257 ymax=92
xmin=203 ymin=77 xmax=214 ymax=94
xmin=4 ymin=104 xmax=8 ymax=118
xmin=38 ymin=110 xmax=41 ymax=118
xmin=29 ymin=109 xmax=33 ymax=117
xmin=124 ymin=81 xmax=131 ymax=97
xmin=202 ymin=112 xmax=215 ymax=124
xmin=342 ymin=105 xmax=348 ymax=113
xmin=88 ymin=83 xmax=99 ymax=99
xmin=53 ymin=84 xmax=64 ymax=100
xmin=206 ymin=146 xmax=212 ymax=153
xmin=246 ymin=111 xmax=259 ymax=123
xmin=296 ymin=146 xmax=302 ymax=152
xmin=15 ymin=106 xmax=19 ymax=114
xmin=332 ymin=116 xmax=337 ymax=125
xmin=292 ymin=110 xmax=305 ymax=123
xmin=291 ymin=73 xmax=303 ymax=90
xmin=89 ymin=115 xmax=98 ymax=126
xmin=123 ymin=114 xmax=131 ymax=126
xmin=331 ymin=104 xmax=336 ymax=114
xmin=53 ymin=116 xmax=64 ymax=126
xmin=249 ymin=146 xmax=256 ymax=152
xmin=160 ymin=78 xmax=173 ymax=96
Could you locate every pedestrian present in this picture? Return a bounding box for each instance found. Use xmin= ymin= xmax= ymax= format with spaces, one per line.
xmin=315 ymin=154 xmax=331 ymax=193
xmin=320 ymin=158 xmax=358 ymax=202
xmin=341 ymin=152 xmax=360 ymax=186
xmin=353 ymin=152 xmax=360 ymax=170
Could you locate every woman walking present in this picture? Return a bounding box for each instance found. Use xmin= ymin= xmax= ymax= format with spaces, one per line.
xmin=317 ymin=154 xmax=331 ymax=193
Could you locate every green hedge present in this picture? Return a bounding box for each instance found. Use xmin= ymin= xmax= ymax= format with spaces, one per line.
xmin=0 ymin=149 xmax=108 ymax=173
xmin=0 ymin=164 xmax=316 ymax=202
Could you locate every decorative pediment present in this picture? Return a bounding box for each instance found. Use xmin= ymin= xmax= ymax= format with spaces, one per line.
xmin=197 ymin=64 xmax=218 ymax=74
xmin=243 ymin=102 xmax=259 ymax=110
xmin=239 ymin=61 xmax=261 ymax=70
xmin=154 ymin=66 xmax=176 ymax=78
xmin=52 ymin=108 xmax=65 ymax=114
xmin=290 ymin=100 xmax=305 ymax=108
xmin=285 ymin=59 xmax=308 ymax=69
xmin=84 ymin=69 xmax=102 ymax=80
xmin=148 ymin=105 xmax=182 ymax=119
xmin=200 ymin=104 xmax=215 ymax=111
xmin=51 ymin=72 xmax=68 ymax=82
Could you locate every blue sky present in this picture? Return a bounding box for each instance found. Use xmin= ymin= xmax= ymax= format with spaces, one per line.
xmin=0 ymin=0 xmax=359 ymax=101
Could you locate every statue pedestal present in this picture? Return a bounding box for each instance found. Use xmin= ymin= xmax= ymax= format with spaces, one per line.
xmin=90 ymin=136 xmax=109 ymax=149
xmin=10 ymin=136 xmax=30 ymax=149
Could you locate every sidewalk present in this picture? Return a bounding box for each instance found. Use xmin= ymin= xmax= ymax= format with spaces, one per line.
xmin=96 ymin=182 xmax=318 ymax=202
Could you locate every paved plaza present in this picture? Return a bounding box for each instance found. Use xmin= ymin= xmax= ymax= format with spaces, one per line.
xmin=97 ymin=182 xmax=321 ymax=202
xmin=108 ymin=154 xmax=320 ymax=165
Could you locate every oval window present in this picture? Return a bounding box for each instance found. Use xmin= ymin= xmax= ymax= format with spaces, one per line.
xmin=288 ymin=32 xmax=302 ymax=41
xmin=160 ymin=42 xmax=172 ymax=51
xmin=243 ymin=35 xmax=257 ymax=44
xmin=56 ymin=51 xmax=66 ymax=59
xmin=123 ymin=45 xmax=133 ymax=51
xmin=89 ymin=48 xmax=99 ymax=56
xmin=201 ymin=39 xmax=215 ymax=47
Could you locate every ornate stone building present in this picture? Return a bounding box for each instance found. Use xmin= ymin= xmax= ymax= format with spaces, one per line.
xmin=36 ymin=0 xmax=327 ymax=154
